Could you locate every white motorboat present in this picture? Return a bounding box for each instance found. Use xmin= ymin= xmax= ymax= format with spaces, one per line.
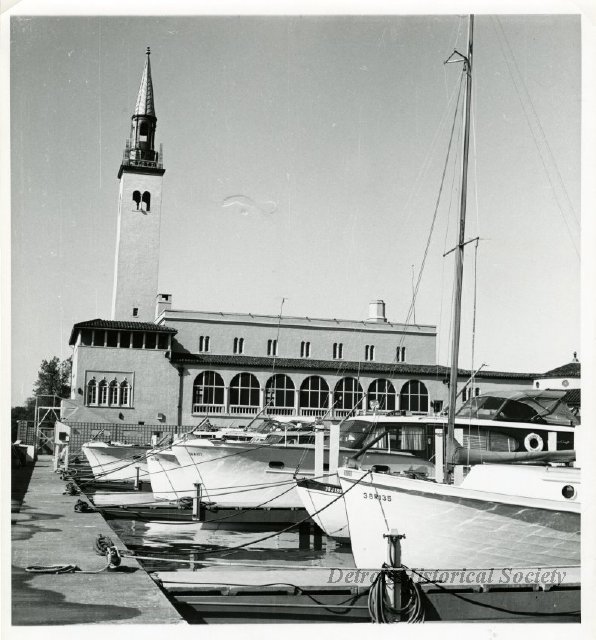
xmin=338 ymin=463 xmax=580 ymax=569
xmin=82 ymin=441 xmax=152 ymax=482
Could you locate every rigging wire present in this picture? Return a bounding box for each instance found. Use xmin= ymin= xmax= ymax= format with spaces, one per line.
xmin=491 ymin=16 xmax=579 ymax=258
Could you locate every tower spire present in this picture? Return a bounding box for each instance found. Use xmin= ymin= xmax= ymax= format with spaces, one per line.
xmin=118 ymin=47 xmax=163 ymax=178
xmin=134 ymin=46 xmax=156 ymax=117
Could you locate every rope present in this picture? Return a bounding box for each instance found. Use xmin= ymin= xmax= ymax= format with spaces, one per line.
xmin=368 ymin=564 xmax=425 ymax=623
xmin=26 ymin=535 xmax=121 ymax=574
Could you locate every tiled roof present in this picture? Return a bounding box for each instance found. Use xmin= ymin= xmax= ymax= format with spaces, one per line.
xmin=169 ymin=352 xmax=536 ymax=379
xmin=69 ymin=319 xmax=176 ymax=345
xmin=541 ymin=362 xmax=581 ymax=379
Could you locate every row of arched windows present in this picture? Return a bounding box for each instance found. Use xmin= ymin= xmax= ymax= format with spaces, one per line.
xmin=191 ymin=372 xmax=429 ymax=416
xmin=87 ymin=377 xmax=131 ymax=407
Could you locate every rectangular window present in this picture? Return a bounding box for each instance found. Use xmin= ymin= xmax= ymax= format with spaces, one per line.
xmin=132 ymin=307 xmax=139 ymax=317
xmin=81 ymin=330 xmax=93 ymax=346
xmin=300 ymin=341 xmax=311 ymax=358
xmin=333 ymin=342 xmax=344 ymax=359
xmin=132 ymin=332 xmax=144 ymax=349
xmin=106 ymin=331 xmax=118 ymax=348
xmin=145 ymin=333 xmax=157 ymax=349
xmin=120 ymin=331 xmax=131 ymax=348
xmin=267 ymin=339 xmax=278 ymax=356
xmin=158 ymin=334 xmax=169 ymax=350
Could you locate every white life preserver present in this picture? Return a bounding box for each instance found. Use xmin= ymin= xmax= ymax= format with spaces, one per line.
xmin=524 ymin=432 xmax=544 ymax=452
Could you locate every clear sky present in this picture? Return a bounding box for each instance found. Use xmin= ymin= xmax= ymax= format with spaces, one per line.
xmin=9 ymin=12 xmax=581 ymax=405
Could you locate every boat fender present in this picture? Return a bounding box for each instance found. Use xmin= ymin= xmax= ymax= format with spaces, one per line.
xmin=524 ymin=432 xmax=544 ymax=452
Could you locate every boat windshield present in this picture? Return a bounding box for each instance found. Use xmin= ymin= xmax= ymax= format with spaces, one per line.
xmin=456 ymin=394 xmax=578 ymax=426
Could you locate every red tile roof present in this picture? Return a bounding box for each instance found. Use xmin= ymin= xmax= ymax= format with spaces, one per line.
xmin=69 ymin=319 xmax=177 ymax=345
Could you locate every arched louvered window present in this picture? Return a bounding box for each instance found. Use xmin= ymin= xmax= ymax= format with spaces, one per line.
xmin=142 ymin=191 xmax=151 ymax=212
xmin=192 ymin=371 xmax=225 ymax=414
xmin=98 ymin=379 xmax=108 ymax=406
xmin=229 ymin=373 xmax=260 ymax=413
xmin=399 ymin=380 xmax=429 ymax=413
xmin=87 ymin=378 xmax=97 ymax=405
xmin=368 ymin=379 xmax=397 ymax=411
xmin=334 ymin=378 xmax=363 ymax=415
xmin=299 ymin=376 xmax=329 ymax=415
xmin=108 ymin=379 xmax=119 ymax=406
xmin=120 ymin=380 xmax=130 ymax=406
xmin=265 ymin=374 xmax=295 ymax=415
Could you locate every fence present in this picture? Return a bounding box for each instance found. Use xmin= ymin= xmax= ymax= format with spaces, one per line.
xmin=64 ymin=422 xmax=191 ymax=455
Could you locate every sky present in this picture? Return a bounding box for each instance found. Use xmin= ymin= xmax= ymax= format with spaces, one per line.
xmin=8 ymin=10 xmax=582 ymax=405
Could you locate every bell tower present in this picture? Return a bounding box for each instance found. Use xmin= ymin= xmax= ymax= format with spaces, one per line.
xmin=111 ymin=47 xmax=165 ymax=322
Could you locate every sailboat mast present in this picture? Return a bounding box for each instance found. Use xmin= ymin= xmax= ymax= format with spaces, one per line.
xmin=445 ymin=15 xmax=474 ymax=481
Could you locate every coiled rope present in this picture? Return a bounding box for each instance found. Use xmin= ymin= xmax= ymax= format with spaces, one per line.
xmin=368 ymin=564 xmax=425 ymax=623
xmin=26 ymin=535 xmax=121 ymax=574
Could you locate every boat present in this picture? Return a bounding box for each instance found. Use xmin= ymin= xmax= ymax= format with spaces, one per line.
xmin=82 ymin=419 xmax=257 ymax=484
xmin=297 ymin=389 xmax=577 ymax=542
xmin=147 ymin=418 xmax=435 ymax=507
xmin=337 ymin=14 xmax=581 ymax=572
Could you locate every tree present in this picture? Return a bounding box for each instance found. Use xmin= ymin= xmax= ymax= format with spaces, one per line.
xmin=11 ymin=356 xmax=72 ymax=441
xmin=32 ymin=356 xmax=71 ymax=400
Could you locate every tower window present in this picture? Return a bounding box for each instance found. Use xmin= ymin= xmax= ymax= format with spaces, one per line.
xmin=267 ymin=339 xmax=278 ymax=356
xmin=142 ymin=191 xmax=151 ymax=212
xmin=132 ymin=191 xmax=141 ymax=210
xmin=300 ymin=341 xmax=311 ymax=358
xmin=139 ymin=121 xmax=148 ymax=141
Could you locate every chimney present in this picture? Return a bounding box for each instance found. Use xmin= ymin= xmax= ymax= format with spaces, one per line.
xmin=368 ymin=300 xmax=387 ymax=323
xmin=155 ymin=293 xmax=172 ymax=319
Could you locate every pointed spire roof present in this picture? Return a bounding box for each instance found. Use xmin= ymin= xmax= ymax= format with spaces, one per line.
xmin=134 ymin=47 xmax=155 ymax=117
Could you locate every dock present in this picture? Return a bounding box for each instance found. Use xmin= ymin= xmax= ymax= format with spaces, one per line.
xmin=11 ymin=455 xmax=184 ymax=625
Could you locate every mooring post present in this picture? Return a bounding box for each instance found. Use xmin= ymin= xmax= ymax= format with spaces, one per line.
xmin=134 ymin=465 xmax=141 ymax=490
xmin=63 ymin=444 xmax=70 ymax=471
xmin=192 ymin=483 xmax=204 ymax=521
xmin=298 ymin=521 xmax=310 ymax=549
xmin=313 ymin=523 xmax=323 ymax=550
xmin=384 ymin=529 xmax=406 ymax=621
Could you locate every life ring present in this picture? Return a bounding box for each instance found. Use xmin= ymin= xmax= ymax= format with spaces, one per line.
xmin=524 ymin=432 xmax=544 ymax=452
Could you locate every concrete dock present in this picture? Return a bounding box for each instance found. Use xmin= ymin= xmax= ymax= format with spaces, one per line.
xmin=11 ymin=455 xmax=184 ymax=625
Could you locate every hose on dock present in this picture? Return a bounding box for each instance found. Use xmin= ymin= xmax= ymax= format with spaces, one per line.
xmin=25 ymin=535 xmax=122 ymax=575
xmin=368 ymin=564 xmax=425 ymax=623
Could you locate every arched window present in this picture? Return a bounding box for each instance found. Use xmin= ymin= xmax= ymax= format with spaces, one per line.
xmin=142 ymin=191 xmax=151 ymax=212
xmin=87 ymin=378 xmax=97 ymax=405
xmin=368 ymin=379 xmax=396 ymax=411
xmin=334 ymin=378 xmax=363 ymax=415
xmin=108 ymin=379 xmax=119 ymax=406
xmin=299 ymin=376 xmax=329 ymax=415
xmin=192 ymin=371 xmax=225 ymax=413
xmin=229 ymin=373 xmax=260 ymax=413
xmin=265 ymin=374 xmax=295 ymax=414
xmin=120 ymin=380 xmax=130 ymax=406
xmin=399 ymin=380 xmax=429 ymax=413
xmin=98 ymin=379 xmax=108 ymax=406
xmin=132 ymin=190 xmax=141 ymax=210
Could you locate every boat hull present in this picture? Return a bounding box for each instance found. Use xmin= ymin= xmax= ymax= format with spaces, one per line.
xmin=295 ymin=479 xmax=350 ymax=542
xmin=156 ymin=440 xmax=433 ymax=509
xmin=338 ymin=465 xmax=580 ymax=570
xmin=82 ymin=443 xmax=151 ymax=482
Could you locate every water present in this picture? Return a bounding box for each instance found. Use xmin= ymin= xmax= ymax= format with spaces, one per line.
xmin=108 ymin=517 xmax=356 ymax=573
